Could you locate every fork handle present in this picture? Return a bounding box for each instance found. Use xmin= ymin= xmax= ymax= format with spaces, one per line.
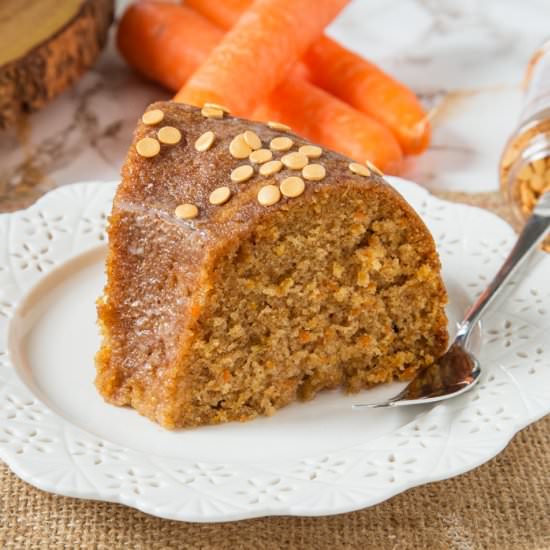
xmin=456 ymin=192 xmax=550 ymax=345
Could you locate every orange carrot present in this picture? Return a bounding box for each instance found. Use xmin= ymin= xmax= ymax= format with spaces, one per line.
xmin=185 ymin=0 xmax=246 ymax=29
xmin=117 ymin=2 xmax=403 ymax=173
xmin=304 ymin=38 xmax=430 ymax=154
xmin=254 ymin=76 xmax=402 ymax=174
xmin=174 ymin=0 xmax=349 ymax=115
xmin=185 ymin=0 xmax=430 ymax=154
xmin=117 ymin=1 xmax=221 ymax=92
xmin=185 ymin=0 xmax=312 ymax=82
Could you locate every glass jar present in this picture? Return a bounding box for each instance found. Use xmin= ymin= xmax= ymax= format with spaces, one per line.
xmin=499 ymin=40 xmax=550 ymax=249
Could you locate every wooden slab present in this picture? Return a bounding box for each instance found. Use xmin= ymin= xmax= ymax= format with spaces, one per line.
xmin=0 ymin=0 xmax=114 ymax=129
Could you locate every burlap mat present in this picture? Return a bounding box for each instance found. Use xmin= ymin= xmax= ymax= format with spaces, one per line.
xmin=1 ymin=189 xmax=549 ymax=549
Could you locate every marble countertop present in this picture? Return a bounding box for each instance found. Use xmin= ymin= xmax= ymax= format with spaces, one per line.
xmin=1 ymin=0 xmax=550 ymax=211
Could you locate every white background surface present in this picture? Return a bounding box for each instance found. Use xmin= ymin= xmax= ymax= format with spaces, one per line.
xmin=2 ymin=0 xmax=550 ymax=195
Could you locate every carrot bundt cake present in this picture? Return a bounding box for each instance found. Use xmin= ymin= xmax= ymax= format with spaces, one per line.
xmin=95 ymin=101 xmax=448 ymax=429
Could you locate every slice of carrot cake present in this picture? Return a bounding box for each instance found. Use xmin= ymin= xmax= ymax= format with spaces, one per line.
xmin=95 ymin=102 xmax=448 ymax=429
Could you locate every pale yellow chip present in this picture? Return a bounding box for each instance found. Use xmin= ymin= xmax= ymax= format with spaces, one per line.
xmin=136 ymin=137 xmax=160 ymax=158
xmin=249 ymin=148 xmax=273 ymax=164
xmin=532 ymin=158 xmax=546 ymax=175
xmin=366 ymin=160 xmax=383 ymax=176
xmin=517 ymin=163 xmax=533 ymax=180
xmin=281 ymin=152 xmax=309 ymax=170
xmin=243 ymin=130 xmax=262 ymax=150
xmin=280 ymin=176 xmax=305 ymax=198
xmin=174 ymin=203 xmax=199 ymax=219
xmin=203 ymin=102 xmax=231 ymax=113
xmin=259 ymin=160 xmax=283 ymax=176
xmin=229 ymin=134 xmax=252 ymax=159
xmin=142 ymin=109 xmax=164 ymax=126
xmin=298 ymin=145 xmax=322 ymax=159
xmin=231 ymin=164 xmax=254 ymax=183
xmin=349 ymin=162 xmax=370 ymax=177
xmin=257 ymin=184 xmax=281 ymax=206
xmin=267 ymin=121 xmax=291 ymax=132
xmin=201 ymin=106 xmax=224 ymax=119
xmin=209 ymin=186 xmax=231 ymax=205
xmin=302 ymin=163 xmax=326 ymax=181
xmin=270 ymin=136 xmax=294 ymax=152
xmin=157 ymin=126 xmax=182 ymax=145
xmin=195 ymin=130 xmax=215 ymax=152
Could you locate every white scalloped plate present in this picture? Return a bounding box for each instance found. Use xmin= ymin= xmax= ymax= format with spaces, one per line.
xmin=0 ymin=178 xmax=549 ymax=522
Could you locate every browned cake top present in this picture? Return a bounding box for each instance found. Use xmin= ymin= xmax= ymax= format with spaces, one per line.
xmin=118 ymin=101 xmax=398 ymax=232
